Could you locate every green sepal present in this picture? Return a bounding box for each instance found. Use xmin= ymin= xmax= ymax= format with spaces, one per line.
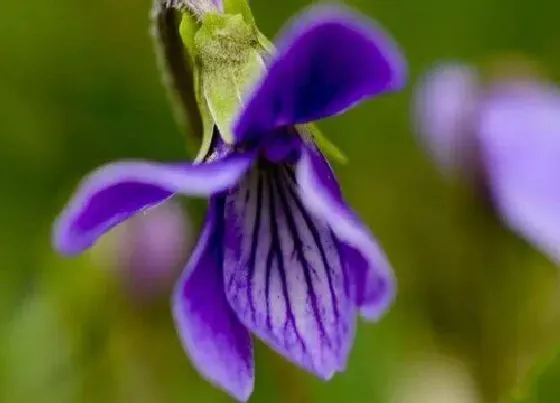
xmin=257 ymin=31 xmax=275 ymax=54
xmin=193 ymin=67 xmax=217 ymax=162
xmin=179 ymin=12 xmax=216 ymax=161
xmin=201 ymin=50 xmax=263 ymax=143
xmin=298 ymin=124 xmax=349 ymax=165
xmin=194 ymin=13 xmax=264 ymax=144
xmin=223 ymin=0 xmax=274 ymax=54
xmin=178 ymin=11 xmax=197 ymax=66
xmin=223 ymin=0 xmax=256 ymax=28
xmin=151 ymin=2 xmax=203 ymax=151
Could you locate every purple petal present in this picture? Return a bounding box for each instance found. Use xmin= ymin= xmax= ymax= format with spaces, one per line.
xmin=295 ymin=144 xmax=396 ymax=321
xmin=234 ymin=5 xmax=406 ymax=143
xmin=53 ymin=154 xmax=254 ymax=255
xmin=173 ymin=198 xmax=254 ymax=401
xmin=223 ymin=164 xmax=356 ymax=378
xmin=414 ymin=63 xmax=480 ymax=176
xmin=478 ymin=81 xmax=560 ymax=263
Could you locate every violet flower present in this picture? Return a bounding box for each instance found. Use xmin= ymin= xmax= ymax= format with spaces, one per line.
xmin=414 ymin=64 xmax=480 ymax=178
xmin=53 ymin=6 xmax=405 ymax=401
xmin=111 ymin=201 xmax=192 ymax=300
xmin=415 ymin=62 xmax=560 ymax=264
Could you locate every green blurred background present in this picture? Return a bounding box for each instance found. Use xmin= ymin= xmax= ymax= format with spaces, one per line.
xmin=2 ymin=0 xmax=560 ymax=402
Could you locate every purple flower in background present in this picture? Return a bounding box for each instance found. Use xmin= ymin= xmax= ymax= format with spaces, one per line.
xmin=53 ymin=6 xmax=405 ymax=401
xmin=414 ymin=64 xmax=480 ymax=178
xmin=479 ymin=81 xmax=560 ymax=262
xmin=415 ymin=61 xmax=560 ymax=264
xmin=108 ymin=201 xmax=192 ymax=300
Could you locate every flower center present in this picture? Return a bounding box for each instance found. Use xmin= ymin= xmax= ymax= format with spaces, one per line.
xmin=261 ymin=127 xmax=302 ymax=164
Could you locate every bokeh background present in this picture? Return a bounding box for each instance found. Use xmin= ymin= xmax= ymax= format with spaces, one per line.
xmin=2 ymin=0 xmax=560 ymax=402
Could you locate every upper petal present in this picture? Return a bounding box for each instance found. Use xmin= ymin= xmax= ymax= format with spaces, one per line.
xmin=223 ymin=164 xmax=356 ymax=378
xmin=53 ymin=154 xmax=254 ymax=255
xmin=295 ymin=144 xmax=396 ymax=321
xmin=478 ymin=81 xmax=560 ymax=263
xmin=234 ymin=5 xmax=406 ymax=143
xmin=173 ymin=197 xmax=254 ymax=401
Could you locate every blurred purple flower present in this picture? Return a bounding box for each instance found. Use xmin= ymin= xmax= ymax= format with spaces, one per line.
xmin=112 ymin=200 xmax=192 ymax=300
xmin=479 ymin=80 xmax=560 ymax=263
xmin=414 ymin=64 xmax=480 ymax=178
xmin=415 ymin=61 xmax=560 ymax=264
xmin=53 ymin=6 xmax=405 ymax=401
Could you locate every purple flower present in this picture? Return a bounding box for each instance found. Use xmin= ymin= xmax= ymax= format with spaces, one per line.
xmin=108 ymin=201 xmax=193 ymax=300
xmin=415 ymin=61 xmax=560 ymax=264
xmin=53 ymin=6 xmax=405 ymax=401
xmin=479 ymin=80 xmax=560 ymax=262
xmin=414 ymin=63 xmax=480 ymax=178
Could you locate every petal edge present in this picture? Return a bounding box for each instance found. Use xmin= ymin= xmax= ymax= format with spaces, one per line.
xmin=295 ymin=145 xmax=396 ymax=321
xmin=53 ymin=155 xmax=254 ymax=255
xmin=234 ymin=5 xmax=407 ymax=143
xmin=173 ymin=198 xmax=255 ymax=401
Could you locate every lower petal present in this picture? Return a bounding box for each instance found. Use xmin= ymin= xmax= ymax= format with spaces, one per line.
xmin=173 ymin=198 xmax=254 ymax=402
xmin=53 ymin=154 xmax=254 ymax=255
xmin=295 ymin=144 xmax=396 ymax=321
xmin=223 ymin=164 xmax=356 ymax=378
